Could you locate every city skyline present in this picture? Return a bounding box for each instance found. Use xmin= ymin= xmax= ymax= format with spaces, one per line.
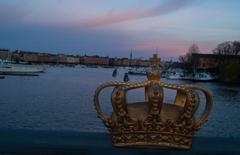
xmin=0 ymin=0 xmax=240 ymax=59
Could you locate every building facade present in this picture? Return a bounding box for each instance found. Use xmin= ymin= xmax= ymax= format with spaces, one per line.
xmin=83 ymin=56 xmax=109 ymax=65
xmin=191 ymin=53 xmax=240 ymax=69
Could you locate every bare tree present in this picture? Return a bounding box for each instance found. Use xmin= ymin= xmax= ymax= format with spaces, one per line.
xmin=179 ymin=43 xmax=200 ymax=63
xmin=213 ymin=41 xmax=240 ymax=55
xmin=213 ymin=41 xmax=240 ymax=82
xmin=232 ymin=41 xmax=240 ymax=55
xmin=189 ymin=43 xmax=200 ymax=54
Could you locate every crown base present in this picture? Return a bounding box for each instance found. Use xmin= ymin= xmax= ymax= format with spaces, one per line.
xmin=112 ymin=132 xmax=192 ymax=149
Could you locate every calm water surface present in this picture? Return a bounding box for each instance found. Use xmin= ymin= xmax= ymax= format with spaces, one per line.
xmin=0 ymin=67 xmax=239 ymax=137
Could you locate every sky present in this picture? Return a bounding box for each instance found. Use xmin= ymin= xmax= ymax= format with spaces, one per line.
xmin=0 ymin=0 xmax=240 ymax=59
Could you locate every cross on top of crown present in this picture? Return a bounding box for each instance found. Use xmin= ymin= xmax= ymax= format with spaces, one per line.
xmin=147 ymin=54 xmax=161 ymax=81
xmin=150 ymin=54 xmax=160 ymax=68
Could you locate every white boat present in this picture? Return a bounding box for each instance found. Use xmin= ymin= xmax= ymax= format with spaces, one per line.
xmin=166 ymin=68 xmax=218 ymax=81
xmin=167 ymin=72 xmax=184 ymax=80
xmin=0 ymin=60 xmax=45 ymax=76
xmin=128 ymin=68 xmax=147 ymax=76
xmin=166 ymin=68 xmax=185 ymax=80
xmin=192 ymin=72 xmax=218 ymax=81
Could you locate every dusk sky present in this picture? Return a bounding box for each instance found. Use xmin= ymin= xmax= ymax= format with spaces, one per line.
xmin=0 ymin=0 xmax=240 ymax=59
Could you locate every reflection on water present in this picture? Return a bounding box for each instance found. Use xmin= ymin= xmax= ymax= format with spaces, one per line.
xmin=0 ymin=67 xmax=239 ymax=137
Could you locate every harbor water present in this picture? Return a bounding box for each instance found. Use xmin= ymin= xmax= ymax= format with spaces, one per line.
xmin=0 ymin=66 xmax=239 ymax=138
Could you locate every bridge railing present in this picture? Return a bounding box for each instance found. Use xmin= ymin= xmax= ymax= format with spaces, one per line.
xmin=0 ymin=128 xmax=239 ymax=155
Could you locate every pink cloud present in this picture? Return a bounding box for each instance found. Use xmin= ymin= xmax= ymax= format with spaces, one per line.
xmin=79 ymin=0 xmax=192 ymax=28
xmin=81 ymin=10 xmax=144 ymax=27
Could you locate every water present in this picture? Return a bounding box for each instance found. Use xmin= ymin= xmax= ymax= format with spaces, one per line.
xmin=0 ymin=67 xmax=239 ymax=138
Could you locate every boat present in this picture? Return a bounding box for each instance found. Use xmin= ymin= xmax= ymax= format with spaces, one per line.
xmin=166 ymin=69 xmax=186 ymax=80
xmin=0 ymin=75 xmax=5 ymax=79
xmin=192 ymin=72 xmax=218 ymax=81
xmin=128 ymin=68 xmax=147 ymax=76
xmin=0 ymin=61 xmax=45 ymax=76
xmin=166 ymin=69 xmax=218 ymax=81
xmin=123 ymin=73 xmax=129 ymax=82
xmin=167 ymin=72 xmax=184 ymax=80
xmin=112 ymin=69 xmax=117 ymax=77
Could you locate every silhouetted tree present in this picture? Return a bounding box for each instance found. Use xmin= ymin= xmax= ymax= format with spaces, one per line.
xmin=179 ymin=43 xmax=200 ymax=63
xmin=177 ymin=44 xmax=200 ymax=72
xmin=213 ymin=41 xmax=240 ymax=55
xmin=213 ymin=41 xmax=240 ymax=82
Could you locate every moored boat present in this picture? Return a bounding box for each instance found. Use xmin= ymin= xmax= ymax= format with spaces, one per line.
xmin=0 ymin=62 xmax=45 ymax=76
xmin=166 ymin=69 xmax=186 ymax=80
xmin=123 ymin=73 xmax=129 ymax=82
xmin=167 ymin=72 xmax=184 ymax=80
xmin=112 ymin=68 xmax=117 ymax=77
xmin=192 ymin=72 xmax=218 ymax=81
xmin=165 ymin=68 xmax=218 ymax=81
xmin=128 ymin=68 xmax=147 ymax=76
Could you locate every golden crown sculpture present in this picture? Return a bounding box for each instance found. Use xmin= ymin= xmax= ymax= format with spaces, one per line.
xmin=94 ymin=54 xmax=212 ymax=149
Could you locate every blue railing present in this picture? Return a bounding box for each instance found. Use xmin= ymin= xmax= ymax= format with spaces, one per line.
xmin=0 ymin=128 xmax=239 ymax=155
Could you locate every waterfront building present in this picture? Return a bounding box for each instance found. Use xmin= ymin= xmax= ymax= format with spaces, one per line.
xmin=191 ymin=53 xmax=240 ymax=82
xmin=79 ymin=56 xmax=84 ymax=64
xmin=66 ymin=56 xmax=79 ymax=64
xmin=56 ymin=54 xmax=67 ymax=64
xmin=83 ymin=55 xmax=109 ymax=65
xmin=1 ymin=49 xmax=150 ymax=67
xmin=138 ymin=59 xmax=150 ymax=67
xmin=0 ymin=50 xmax=11 ymax=60
xmin=191 ymin=53 xmax=240 ymax=69
xmin=109 ymin=58 xmax=131 ymax=66
xmin=37 ymin=54 xmax=57 ymax=64
xmin=56 ymin=54 xmax=80 ymax=64
xmin=19 ymin=52 xmax=39 ymax=63
xmin=17 ymin=51 xmax=57 ymax=64
xmin=122 ymin=58 xmax=130 ymax=66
